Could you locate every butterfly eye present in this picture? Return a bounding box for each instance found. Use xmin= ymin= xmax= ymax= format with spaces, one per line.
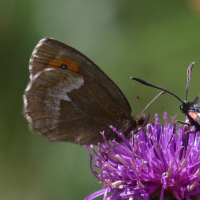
xmin=60 ymin=64 xmax=67 ymax=69
xmin=180 ymin=105 xmax=183 ymax=110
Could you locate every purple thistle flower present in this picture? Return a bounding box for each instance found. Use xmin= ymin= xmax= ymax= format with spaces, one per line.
xmin=85 ymin=112 xmax=200 ymax=200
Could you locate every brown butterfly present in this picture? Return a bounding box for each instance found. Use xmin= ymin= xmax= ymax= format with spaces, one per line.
xmin=23 ymin=38 xmax=150 ymax=145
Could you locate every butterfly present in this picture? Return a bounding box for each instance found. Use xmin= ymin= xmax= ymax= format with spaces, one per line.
xmin=23 ymin=38 xmax=151 ymax=145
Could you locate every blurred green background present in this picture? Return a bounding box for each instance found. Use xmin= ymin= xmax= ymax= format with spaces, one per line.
xmin=1 ymin=0 xmax=200 ymax=199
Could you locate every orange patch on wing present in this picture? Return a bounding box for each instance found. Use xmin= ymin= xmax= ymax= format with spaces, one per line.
xmin=48 ymin=56 xmax=79 ymax=72
xmin=47 ymin=56 xmax=90 ymax=78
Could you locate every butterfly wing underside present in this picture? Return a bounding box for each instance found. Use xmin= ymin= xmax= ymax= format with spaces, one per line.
xmin=24 ymin=38 xmax=132 ymax=144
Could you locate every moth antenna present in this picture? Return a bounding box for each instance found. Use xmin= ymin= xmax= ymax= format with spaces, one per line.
xmin=141 ymin=91 xmax=165 ymax=114
xmin=131 ymin=77 xmax=183 ymax=103
xmin=194 ymin=94 xmax=200 ymax=102
xmin=185 ymin=62 xmax=195 ymax=101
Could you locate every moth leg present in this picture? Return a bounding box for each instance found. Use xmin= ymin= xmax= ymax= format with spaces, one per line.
xmin=167 ymin=120 xmax=191 ymax=150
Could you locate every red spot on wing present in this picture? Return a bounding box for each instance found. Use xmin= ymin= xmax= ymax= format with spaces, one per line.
xmin=188 ymin=111 xmax=200 ymax=125
xmin=188 ymin=112 xmax=200 ymax=119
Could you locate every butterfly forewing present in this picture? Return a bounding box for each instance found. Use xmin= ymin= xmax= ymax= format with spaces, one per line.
xmin=29 ymin=38 xmax=131 ymax=116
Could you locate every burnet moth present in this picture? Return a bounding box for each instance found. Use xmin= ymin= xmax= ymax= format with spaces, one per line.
xmin=131 ymin=62 xmax=200 ymax=146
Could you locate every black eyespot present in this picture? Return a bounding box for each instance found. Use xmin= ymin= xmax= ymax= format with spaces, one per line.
xmin=60 ymin=64 xmax=67 ymax=69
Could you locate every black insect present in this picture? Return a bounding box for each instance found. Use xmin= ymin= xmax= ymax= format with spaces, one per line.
xmin=131 ymin=62 xmax=200 ymax=146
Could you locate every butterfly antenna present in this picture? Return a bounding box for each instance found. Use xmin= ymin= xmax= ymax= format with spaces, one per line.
xmin=185 ymin=62 xmax=195 ymax=101
xmin=136 ymin=96 xmax=141 ymax=113
xmin=131 ymin=77 xmax=183 ymax=103
xmin=141 ymin=91 xmax=165 ymax=114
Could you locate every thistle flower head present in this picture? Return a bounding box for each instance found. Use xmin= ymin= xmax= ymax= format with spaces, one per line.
xmin=85 ymin=112 xmax=200 ymax=200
